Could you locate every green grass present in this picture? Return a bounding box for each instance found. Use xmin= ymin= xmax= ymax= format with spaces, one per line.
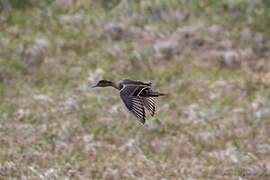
xmin=1 ymin=0 xmax=270 ymax=179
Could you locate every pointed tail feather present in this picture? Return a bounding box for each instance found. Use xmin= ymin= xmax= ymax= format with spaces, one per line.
xmin=148 ymin=91 xmax=168 ymax=97
xmin=158 ymin=92 xmax=168 ymax=96
xmin=139 ymin=88 xmax=168 ymax=97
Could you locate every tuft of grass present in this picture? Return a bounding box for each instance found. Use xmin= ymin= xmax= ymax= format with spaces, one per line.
xmin=0 ymin=0 xmax=270 ymax=179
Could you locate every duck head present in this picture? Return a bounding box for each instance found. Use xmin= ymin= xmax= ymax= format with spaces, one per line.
xmin=91 ymin=80 xmax=114 ymax=88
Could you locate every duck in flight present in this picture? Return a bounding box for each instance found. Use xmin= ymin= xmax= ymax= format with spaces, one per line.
xmin=92 ymin=79 xmax=167 ymax=124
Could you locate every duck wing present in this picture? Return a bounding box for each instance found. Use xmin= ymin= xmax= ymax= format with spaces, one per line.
xmin=142 ymin=97 xmax=155 ymax=116
xmin=120 ymin=85 xmax=146 ymax=124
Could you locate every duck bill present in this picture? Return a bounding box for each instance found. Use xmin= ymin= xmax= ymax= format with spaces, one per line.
xmin=91 ymin=84 xmax=98 ymax=88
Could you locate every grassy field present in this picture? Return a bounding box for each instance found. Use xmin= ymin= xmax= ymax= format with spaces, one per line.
xmin=1 ymin=0 xmax=270 ymax=179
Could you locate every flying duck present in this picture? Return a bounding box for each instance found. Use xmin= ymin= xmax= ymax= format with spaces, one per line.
xmin=92 ymin=79 xmax=166 ymax=124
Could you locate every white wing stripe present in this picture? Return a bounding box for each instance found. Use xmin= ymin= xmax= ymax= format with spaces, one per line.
xmin=137 ymin=87 xmax=148 ymax=96
xmin=132 ymin=102 xmax=143 ymax=107
xmin=133 ymin=111 xmax=143 ymax=118
xmin=148 ymin=98 xmax=155 ymax=104
xmin=132 ymin=108 xmax=143 ymax=115
xmin=132 ymin=104 xmax=144 ymax=114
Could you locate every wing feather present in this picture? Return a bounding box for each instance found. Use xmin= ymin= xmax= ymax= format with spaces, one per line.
xmin=120 ymin=86 xmax=146 ymax=124
xmin=142 ymin=97 xmax=155 ymax=116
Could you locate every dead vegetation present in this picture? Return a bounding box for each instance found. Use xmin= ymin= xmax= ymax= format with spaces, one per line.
xmin=0 ymin=0 xmax=270 ymax=179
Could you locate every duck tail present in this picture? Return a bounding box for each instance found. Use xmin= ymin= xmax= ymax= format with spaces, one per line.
xmin=158 ymin=92 xmax=168 ymax=96
xmin=148 ymin=91 xmax=168 ymax=97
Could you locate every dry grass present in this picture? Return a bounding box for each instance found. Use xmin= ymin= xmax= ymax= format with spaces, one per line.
xmin=0 ymin=0 xmax=270 ymax=179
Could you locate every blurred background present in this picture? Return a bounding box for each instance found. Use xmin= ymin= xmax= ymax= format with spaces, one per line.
xmin=0 ymin=0 xmax=270 ymax=179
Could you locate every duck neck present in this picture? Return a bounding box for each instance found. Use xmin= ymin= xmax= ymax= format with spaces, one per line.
xmin=111 ymin=82 xmax=120 ymax=90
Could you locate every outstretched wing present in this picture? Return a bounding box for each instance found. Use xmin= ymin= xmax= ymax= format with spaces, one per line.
xmin=120 ymin=86 xmax=146 ymax=124
xmin=142 ymin=97 xmax=155 ymax=116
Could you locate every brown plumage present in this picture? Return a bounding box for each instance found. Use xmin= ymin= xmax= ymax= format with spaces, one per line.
xmin=92 ymin=79 xmax=167 ymax=124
